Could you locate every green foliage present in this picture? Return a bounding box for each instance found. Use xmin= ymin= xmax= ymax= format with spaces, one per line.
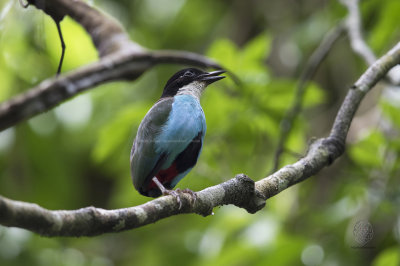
xmin=349 ymin=131 xmax=385 ymax=168
xmin=45 ymin=17 xmax=98 ymax=71
xmin=93 ymin=104 xmax=149 ymax=163
xmin=372 ymin=247 xmax=400 ymax=266
xmin=365 ymin=0 xmax=400 ymax=52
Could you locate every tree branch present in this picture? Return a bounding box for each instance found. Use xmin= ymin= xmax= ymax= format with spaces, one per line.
xmin=0 ymin=50 xmax=221 ymax=131
xmin=0 ymin=175 xmax=265 ymax=236
xmin=1 ymin=42 xmax=399 ymax=237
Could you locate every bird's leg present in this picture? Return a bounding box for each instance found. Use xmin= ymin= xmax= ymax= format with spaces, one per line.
xmin=152 ymin=177 xmax=182 ymax=209
xmin=176 ymin=188 xmax=197 ymax=204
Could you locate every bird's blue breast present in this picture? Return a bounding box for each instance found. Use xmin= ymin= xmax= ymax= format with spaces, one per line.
xmin=155 ymin=95 xmax=206 ymax=168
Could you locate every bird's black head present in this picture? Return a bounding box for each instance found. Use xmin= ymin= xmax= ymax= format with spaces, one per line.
xmin=161 ymin=68 xmax=225 ymax=98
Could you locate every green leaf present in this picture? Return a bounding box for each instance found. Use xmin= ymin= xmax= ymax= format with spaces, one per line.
xmin=45 ymin=16 xmax=97 ymax=71
xmin=207 ymin=38 xmax=239 ymax=71
xmin=303 ymin=82 xmax=325 ymax=107
xmin=92 ymin=104 xmax=149 ymax=162
xmin=368 ymin=1 xmax=400 ymax=52
xmin=381 ymin=100 xmax=400 ymax=129
xmin=243 ymin=33 xmax=271 ymax=62
xmin=348 ymin=131 xmax=385 ymax=167
xmin=372 ymin=247 xmax=400 ymax=266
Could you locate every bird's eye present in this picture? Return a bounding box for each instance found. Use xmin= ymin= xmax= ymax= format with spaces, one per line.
xmin=183 ymin=71 xmax=194 ymax=77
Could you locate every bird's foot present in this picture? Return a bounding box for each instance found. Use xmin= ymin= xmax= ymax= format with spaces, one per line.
xmin=176 ymin=188 xmax=197 ymax=205
xmin=152 ymin=177 xmax=183 ymax=209
xmin=151 ymin=177 xmax=197 ymax=209
xmin=161 ymin=189 xmax=183 ymax=209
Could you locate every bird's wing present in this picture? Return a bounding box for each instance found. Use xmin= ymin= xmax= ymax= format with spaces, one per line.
xmin=153 ymin=95 xmax=206 ymax=166
xmin=131 ymin=95 xmax=207 ymax=194
xmin=130 ymin=98 xmax=174 ymax=192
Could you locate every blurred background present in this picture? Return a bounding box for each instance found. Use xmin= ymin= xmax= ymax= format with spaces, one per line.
xmin=0 ymin=0 xmax=400 ymax=265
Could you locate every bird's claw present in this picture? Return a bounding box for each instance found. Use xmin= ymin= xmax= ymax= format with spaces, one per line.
xmin=176 ymin=188 xmax=197 ymax=205
xmin=162 ymin=188 xmax=197 ymax=209
xmin=162 ymin=189 xmax=182 ymax=209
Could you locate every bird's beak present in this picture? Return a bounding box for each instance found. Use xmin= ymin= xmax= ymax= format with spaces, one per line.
xmin=198 ymin=70 xmax=226 ymax=84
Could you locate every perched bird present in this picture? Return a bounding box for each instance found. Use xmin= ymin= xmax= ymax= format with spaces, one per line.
xmin=130 ymin=68 xmax=225 ymax=205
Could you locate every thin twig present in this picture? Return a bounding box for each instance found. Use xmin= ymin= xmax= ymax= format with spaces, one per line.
xmin=55 ymin=20 xmax=65 ymax=75
xmin=340 ymin=0 xmax=400 ymax=84
xmin=271 ymin=24 xmax=345 ymax=172
xmin=340 ymin=0 xmax=376 ymax=65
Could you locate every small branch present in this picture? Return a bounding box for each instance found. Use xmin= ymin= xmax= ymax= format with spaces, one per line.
xmin=152 ymin=50 xmax=222 ymax=69
xmin=340 ymin=0 xmax=400 ymax=84
xmin=271 ymin=24 xmax=345 ymax=172
xmin=0 ymin=50 xmax=221 ymax=131
xmin=1 ymin=42 xmax=399 ymax=237
xmin=340 ymin=0 xmax=376 ymax=65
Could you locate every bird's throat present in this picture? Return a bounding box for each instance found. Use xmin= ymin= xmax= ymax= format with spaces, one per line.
xmin=176 ymin=81 xmax=205 ymax=99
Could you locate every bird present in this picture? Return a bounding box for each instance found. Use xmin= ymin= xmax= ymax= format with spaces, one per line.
xmin=130 ymin=68 xmax=225 ymax=207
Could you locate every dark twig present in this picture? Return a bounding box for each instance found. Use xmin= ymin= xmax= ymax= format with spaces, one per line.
xmin=55 ymin=20 xmax=65 ymax=75
xmin=271 ymin=24 xmax=345 ymax=172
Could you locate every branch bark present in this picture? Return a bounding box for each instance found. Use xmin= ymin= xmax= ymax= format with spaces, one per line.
xmin=0 ymin=51 xmax=220 ymax=131
xmin=0 ymin=175 xmax=265 ymax=236
xmin=1 ymin=42 xmax=399 ymax=237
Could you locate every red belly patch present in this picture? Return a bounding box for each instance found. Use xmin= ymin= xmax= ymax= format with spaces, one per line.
xmin=147 ymin=162 xmax=179 ymax=190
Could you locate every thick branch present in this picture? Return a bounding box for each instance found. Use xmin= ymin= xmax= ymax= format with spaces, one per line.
xmin=0 ymin=175 xmax=265 ymax=236
xmin=1 ymin=42 xmax=399 ymax=237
